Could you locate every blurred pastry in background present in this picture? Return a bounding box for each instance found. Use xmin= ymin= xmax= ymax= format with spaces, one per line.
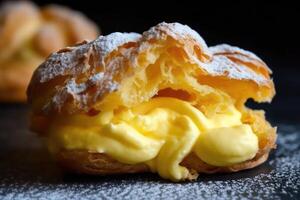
xmin=0 ymin=1 xmax=100 ymax=102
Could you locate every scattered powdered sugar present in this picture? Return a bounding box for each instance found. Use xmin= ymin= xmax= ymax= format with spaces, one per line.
xmin=34 ymin=21 xmax=271 ymax=88
xmin=89 ymin=72 xmax=105 ymax=83
xmin=210 ymin=44 xmax=262 ymax=62
xmin=65 ymin=73 xmax=105 ymax=95
xmin=210 ymin=44 xmax=272 ymax=73
xmin=29 ymin=22 xmax=273 ymax=114
xmin=144 ymin=22 xmax=208 ymax=51
xmin=36 ymin=32 xmax=141 ymax=83
xmin=167 ymin=22 xmax=208 ymax=48
xmin=275 ymin=125 xmax=300 ymax=157
xmin=201 ymin=55 xmax=268 ymax=85
xmin=142 ymin=22 xmax=269 ymax=86
xmin=30 ymin=32 xmax=141 ymax=113
xmin=93 ymin=32 xmax=141 ymax=63
xmin=66 ymin=79 xmax=88 ymax=94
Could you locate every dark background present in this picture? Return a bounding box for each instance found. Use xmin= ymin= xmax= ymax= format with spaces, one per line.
xmin=33 ymin=0 xmax=300 ymax=122
xmin=1 ymin=2 xmax=300 ymax=199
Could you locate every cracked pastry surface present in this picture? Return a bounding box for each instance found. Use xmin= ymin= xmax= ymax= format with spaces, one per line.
xmin=28 ymin=22 xmax=276 ymax=181
xmin=0 ymin=1 xmax=100 ymax=102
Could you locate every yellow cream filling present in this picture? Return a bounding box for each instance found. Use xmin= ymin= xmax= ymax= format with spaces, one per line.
xmin=48 ymin=97 xmax=258 ymax=181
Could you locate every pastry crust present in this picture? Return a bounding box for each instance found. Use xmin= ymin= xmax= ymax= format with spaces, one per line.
xmin=56 ymin=149 xmax=270 ymax=179
xmin=28 ymin=22 xmax=274 ymax=114
xmin=28 ymin=22 xmax=276 ymax=180
xmin=0 ymin=1 xmax=99 ymax=102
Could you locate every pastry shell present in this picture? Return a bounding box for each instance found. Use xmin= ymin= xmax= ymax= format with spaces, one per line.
xmin=28 ymin=22 xmax=276 ymax=179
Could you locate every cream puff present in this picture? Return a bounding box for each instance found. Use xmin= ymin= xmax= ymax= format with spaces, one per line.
xmin=27 ymin=22 xmax=276 ymax=181
xmin=0 ymin=1 xmax=100 ymax=102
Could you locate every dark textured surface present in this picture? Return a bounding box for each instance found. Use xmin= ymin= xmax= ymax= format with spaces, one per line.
xmin=0 ymin=105 xmax=299 ymax=200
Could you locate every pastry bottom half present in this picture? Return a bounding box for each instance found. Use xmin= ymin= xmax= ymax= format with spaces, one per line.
xmin=42 ymin=97 xmax=276 ymax=181
xmin=56 ymin=148 xmax=270 ymax=180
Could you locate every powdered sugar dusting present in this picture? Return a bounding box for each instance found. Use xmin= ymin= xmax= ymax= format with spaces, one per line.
xmin=145 ymin=22 xmax=208 ymax=49
xmin=36 ymin=32 xmax=141 ymax=83
xmin=66 ymin=79 xmax=87 ymax=94
xmin=201 ymin=55 xmax=267 ymax=84
xmin=28 ymin=22 xmax=274 ymax=114
xmin=93 ymin=32 xmax=141 ymax=62
xmin=210 ymin=44 xmax=262 ymax=62
xmin=143 ymin=22 xmax=211 ymax=61
xmin=65 ymin=73 xmax=105 ymax=95
xmin=210 ymin=44 xmax=272 ymax=73
xmin=168 ymin=22 xmax=207 ymax=48
xmin=90 ymin=72 xmax=104 ymax=83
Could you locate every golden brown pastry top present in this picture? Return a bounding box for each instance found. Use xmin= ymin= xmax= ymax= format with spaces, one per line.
xmin=27 ymin=22 xmax=275 ymax=115
xmin=0 ymin=1 xmax=100 ymax=64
